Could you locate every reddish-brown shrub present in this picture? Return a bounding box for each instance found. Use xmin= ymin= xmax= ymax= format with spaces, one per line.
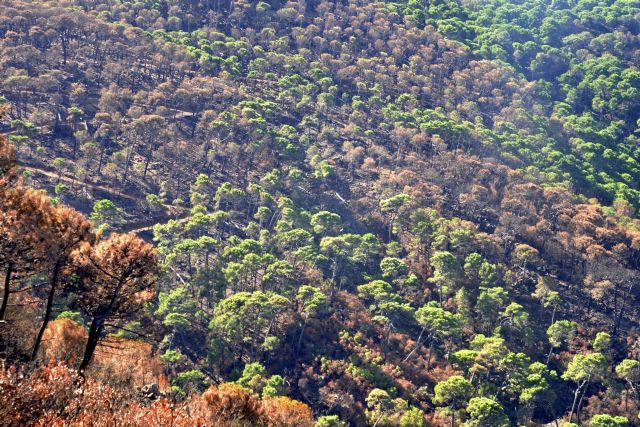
xmin=203 ymin=383 xmax=265 ymax=426
xmin=262 ymin=396 xmax=314 ymax=427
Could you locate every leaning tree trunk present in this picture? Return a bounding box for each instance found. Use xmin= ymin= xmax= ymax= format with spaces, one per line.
xmin=568 ymin=378 xmax=587 ymax=424
xmin=546 ymin=346 xmax=554 ymax=365
xmin=576 ymin=379 xmax=591 ymax=425
xmin=382 ymin=322 xmax=391 ymax=361
xmin=426 ymin=342 xmax=435 ymax=367
xmin=31 ymin=261 xmax=62 ymax=360
xmin=121 ymin=143 xmax=136 ymax=188
xmin=295 ymin=313 xmax=309 ymax=359
xmin=79 ymin=315 xmax=105 ymax=374
xmin=0 ymin=264 xmax=13 ymax=321
xmin=568 ymin=385 xmax=580 ymax=424
xmin=329 ymin=258 xmax=338 ymax=301
xmin=403 ymin=325 xmax=427 ymax=363
xmin=613 ymin=281 xmax=634 ymax=339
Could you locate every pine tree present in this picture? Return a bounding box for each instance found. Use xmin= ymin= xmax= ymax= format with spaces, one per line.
xmin=31 ymin=205 xmax=95 ymax=360
xmin=71 ymin=233 xmax=157 ymax=373
xmin=0 ymin=186 xmax=51 ymax=320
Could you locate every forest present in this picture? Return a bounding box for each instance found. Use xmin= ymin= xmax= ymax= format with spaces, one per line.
xmin=0 ymin=0 xmax=640 ymax=425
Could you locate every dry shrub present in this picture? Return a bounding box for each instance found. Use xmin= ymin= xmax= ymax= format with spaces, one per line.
xmin=0 ymin=362 xmax=79 ymax=427
xmin=40 ymin=319 xmax=168 ymax=391
xmin=41 ymin=319 xmax=87 ymax=364
xmin=90 ymin=336 xmax=168 ymax=391
xmin=202 ymin=384 xmax=315 ymax=427
xmin=203 ymin=383 xmax=265 ymax=426
xmin=426 ymin=364 xmax=463 ymax=384
xmin=0 ymin=362 xmax=201 ymax=427
xmin=70 ymin=399 xmax=205 ymax=427
xmin=262 ymin=396 xmax=314 ymax=427
xmin=428 ymin=407 xmax=451 ymax=427
xmin=0 ymin=293 xmax=41 ymax=358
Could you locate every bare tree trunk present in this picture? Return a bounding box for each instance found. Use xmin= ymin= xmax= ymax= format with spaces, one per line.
xmin=61 ymin=37 xmax=68 ymax=65
xmin=295 ymin=314 xmax=308 ymax=359
xmin=31 ymin=261 xmax=62 ymax=360
xmin=568 ymin=379 xmax=586 ymax=424
xmin=426 ymin=342 xmax=434 ymax=368
xmin=613 ymin=281 xmax=634 ymax=338
xmin=402 ymin=326 xmax=426 ymax=363
xmin=143 ymin=152 xmax=152 ymax=180
xmin=576 ymin=379 xmax=590 ymax=425
xmin=373 ymin=412 xmax=384 ymax=427
xmin=329 ymin=258 xmax=338 ymax=300
xmin=97 ymin=146 xmax=105 ymax=175
xmin=0 ymin=264 xmax=13 ymax=321
xmin=121 ymin=144 xmax=135 ymax=188
xmin=79 ymin=315 xmax=105 ymax=374
xmin=382 ymin=322 xmax=391 ymax=361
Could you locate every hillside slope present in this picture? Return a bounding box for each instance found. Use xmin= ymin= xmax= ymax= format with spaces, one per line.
xmin=1 ymin=0 xmax=640 ymax=426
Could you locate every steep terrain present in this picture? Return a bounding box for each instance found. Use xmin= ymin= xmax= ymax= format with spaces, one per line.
xmin=1 ymin=0 xmax=640 ymax=425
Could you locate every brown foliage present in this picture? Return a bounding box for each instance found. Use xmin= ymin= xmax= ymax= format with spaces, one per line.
xmin=203 ymin=383 xmax=265 ymax=426
xmin=0 ymin=362 xmax=202 ymax=426
xmin=40 ymin=318 xmax=169 ymax=394
xmin=101 ymin=399 xmax=205 ymax=427
xmin=88 ymin=337 xmax=168 ymax=392
xmin=0 ymin=292 xmax=40 ymax=357
xmin=203 ymin=384 xmax=315 ymax=427
xmin=71 ymin=232 xmax=158 ymax=372
xmin=0 ymin=362 xmax=80 ymax=427
xmin=0 ymin=186 xmax=52 ymax=272
xmin=0 ymin=186 xmax=52 ymax=320
xmin=262 ymin=396 xmax=315 ymax=427
xmin=45 ymin=205 xmax=95 ymax=265
xmin=41 ymin=318 xmax=87 ymax=365
xmin=31 ymin=203 xmax=95 ymax=360
xmin=0 ymin=134 xmax=17 ymax=188
xmin=72 ymin=232 xmax=158 ymax=320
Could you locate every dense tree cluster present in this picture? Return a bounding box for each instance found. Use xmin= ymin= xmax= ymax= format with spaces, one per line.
xmin=3 ymin=0 xmax=639 ymax=218
xmin=424 ymin=0 xmax=640 ymax=207
xmin=1 ymin=0 xmax=640 ymax=426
